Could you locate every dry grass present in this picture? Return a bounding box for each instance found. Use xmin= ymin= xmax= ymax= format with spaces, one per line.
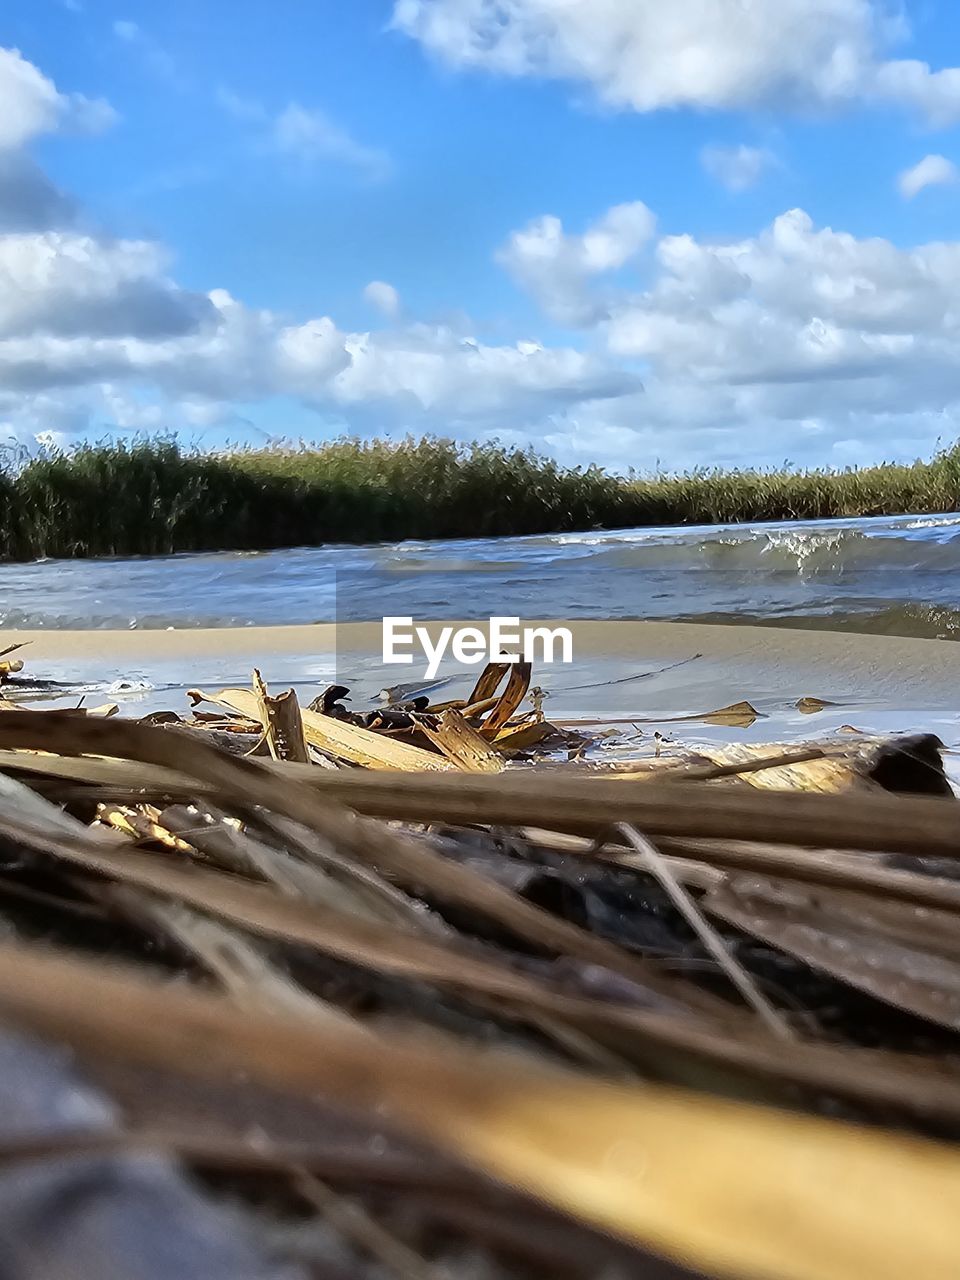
xmin=0 ymin=689 xmax=958 ymax=1275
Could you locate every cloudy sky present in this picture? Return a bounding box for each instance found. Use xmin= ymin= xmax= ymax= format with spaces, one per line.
xmin=5 ymin=1 xmax=960 ymax=472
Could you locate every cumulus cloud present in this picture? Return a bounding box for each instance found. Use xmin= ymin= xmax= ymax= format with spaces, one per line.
xmin=600 ymin=208 xmax=960 ymax=385
xmin=0 ymin=224 xmax=629 ymax=420
xmin=0 ymin=154 xmax=74 ymax=232
xmin=0 ymin=231 xmax=216 ymax=348
xmin=497 ymin=201 xmax=655 ymax=325
xmin=898 ymin=154 xmax=958 ymax=199
xmin=364 ymin=280 xmax=401 ymax=318
xmin=494 ymin=197 xmax=960 ymax=468
xmin=503 ymin=201 xmax=957 ymax=396
xmin=0 ymin=47 xmax=634 ymax=440
xmin=394 ymin=0 xmax=960 ymax=123
xmin=701 ymin=144 xmax=775 ymax=191
xmin=4 ymin=151 xmax=960 ymax=468
xmin=0 ymin=291 xmax=633 ymax=428
xmin=0 ymin=47 xmax=114 ymax=151
xmin=325 ymin=327 xmax=635 ymax=417
xmin=6 ymin=42 xmax=960 ymax=471
xmin=0 ymin=47 xmax=68 ymax=149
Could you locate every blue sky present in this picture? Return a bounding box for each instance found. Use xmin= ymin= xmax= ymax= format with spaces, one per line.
xmin=5 ymin=0 xmax=960 ymax=471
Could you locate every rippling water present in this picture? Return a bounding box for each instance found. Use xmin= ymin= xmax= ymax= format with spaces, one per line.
xmin=2 ymin=511 xmax=960 ymax=638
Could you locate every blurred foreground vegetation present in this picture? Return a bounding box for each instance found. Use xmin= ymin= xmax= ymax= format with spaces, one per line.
xmin=1 ymin=436 xmax=959 ymax=560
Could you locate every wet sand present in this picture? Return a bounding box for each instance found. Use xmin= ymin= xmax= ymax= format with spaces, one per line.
xmin=5 ymin=618 xmax=960 ymax=698
xmin=3 ymin=620 xmax=959 ymax=748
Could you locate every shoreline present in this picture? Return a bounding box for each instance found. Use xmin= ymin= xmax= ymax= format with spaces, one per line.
xmin=4 ymin=621 xmax=959 ymax=755
xmin=4 ymin=618 xmax=960 ymax=697
xmin=5 ymin=615 xmax=960 ymax=653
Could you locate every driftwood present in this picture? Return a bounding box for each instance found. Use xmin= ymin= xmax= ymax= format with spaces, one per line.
xmin=191 ymin=685 xmax=456 ymax=771
xmin=252 ymin=668 xmax=309 ymax=763
xmin=416 ymin=707 xmax=506 ymax=772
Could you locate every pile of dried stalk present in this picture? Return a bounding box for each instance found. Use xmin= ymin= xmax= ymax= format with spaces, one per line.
xmin=1 ymin=654 xmax=960 ymax=1279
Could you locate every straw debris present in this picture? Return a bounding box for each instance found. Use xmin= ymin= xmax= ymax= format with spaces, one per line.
xmin=0 ymin=651 xmax=957 ymax=1277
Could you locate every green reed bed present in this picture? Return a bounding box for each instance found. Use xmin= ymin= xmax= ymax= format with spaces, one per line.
xmin=1 ymin=436 xmax=959 ymax=560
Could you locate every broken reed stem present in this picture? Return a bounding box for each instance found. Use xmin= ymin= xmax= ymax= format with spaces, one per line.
xmin=107 ymin=887 xmax=358 ymax=1027
xmin=2 ymin=747 xmax=957 ymax=856
xmin=0 ymin=713 xmax=736 ymax=1016
xmin=252 ymin=668 xmax=310 ymax=763
xmin=0 ymin=1128 xmax=481 ymax=1199
xmin=678 ymin=747 xmax=827 ymax=781
xmin=3 ymin=937 xmax=960 ymax=1280
xmin=616 ymin=823 xmax=795 ymax=1041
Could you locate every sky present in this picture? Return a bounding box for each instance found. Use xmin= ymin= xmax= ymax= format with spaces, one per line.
xmin=5 ymin=1 xmax=960 ymax=472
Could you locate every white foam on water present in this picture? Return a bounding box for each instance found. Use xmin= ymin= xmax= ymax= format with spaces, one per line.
xmin=904 ymin=515 xmax=960 ymax=529
xmin=106 ymin=678 xmax=155 ymax=695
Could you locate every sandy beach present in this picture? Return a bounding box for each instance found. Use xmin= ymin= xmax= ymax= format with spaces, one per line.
xmin=4 ymin=621 xmax=960 ymax=752
xmin=6 ymin=617 xmax=960 ymax=689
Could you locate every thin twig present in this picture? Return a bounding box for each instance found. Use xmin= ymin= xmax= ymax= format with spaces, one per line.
xmin=680 ymin=747 xmax=827 ymax=781
xmin=0 ymin=1128 xmax=479 ymax=1198
xmin=616 ymin=823 xmax=795 ymax=1040
xmin=292 ymin=1168 xmax=438 ymax=1280
xmin=106 ymin=886 xmax=361 ymax=1028
xmin=553 ymin=653 xmax=703 ymax=693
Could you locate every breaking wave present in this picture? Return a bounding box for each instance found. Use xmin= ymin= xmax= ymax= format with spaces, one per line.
xmin=549 ymin=525 xmax=960 ymax=575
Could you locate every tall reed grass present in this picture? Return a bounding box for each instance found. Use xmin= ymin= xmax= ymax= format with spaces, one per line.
xmin=1 ymin=436 xmax=958 ymax=560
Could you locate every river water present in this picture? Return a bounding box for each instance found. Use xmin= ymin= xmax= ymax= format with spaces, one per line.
xmin=3 ymin=513 xmax=960 ymax=769
xmin=2 ymin=511 xmax=960 ymax=637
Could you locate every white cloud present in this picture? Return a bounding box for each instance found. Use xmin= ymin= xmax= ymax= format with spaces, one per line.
xmin=364 ymin=280 xmax=401 ymax=318
xmin=0 ymin=231 xmax=214 ymax=344
xmin=493 ymin=198 xmax=960 ymax=468
xmin=0 ymin=41 xmax=633 ymax=439
xmin=394 ymin=0 xmax=960 ymax=123
xmin=4 ymin=164 xmax=960 ymax=468
xmin=898 ymin=154 xmax=958 ymax=199
xmin=701 ymin=144 xmax=775 ymax=191
xmin=6 ymin=43 xmax=960 ymax=471
xmin=497 ymin=201 xmax=655 ymax=325
xmin=113 ymin=20 xmax=139 ymax=41
xmin=0 ymin=48 xmax=67 ymax=149
xmin=324 ymin=326 xmax=633 ymax=417
xmin=0 ymin=293 xmax=633 ymax=431
xmin=502 ymin=202 xmax=953 ymax=391
xmin=599 ymin=208 xmax=960 ymax=384
xmin=273 ymin=104 xmax=390 ymax=179
xmin=0 ymin=47 xmax=114 ymax=151
xmin=0 ymin=45 xmax=625 ymax=451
